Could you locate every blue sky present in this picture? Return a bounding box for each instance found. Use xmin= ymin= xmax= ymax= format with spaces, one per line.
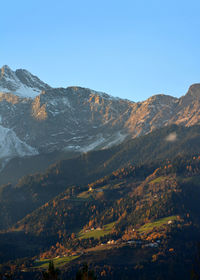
xmin=1 ymin=0 xmax=200 ymax=101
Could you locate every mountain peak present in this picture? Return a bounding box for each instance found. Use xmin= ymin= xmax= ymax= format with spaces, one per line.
xmin=1 ymin=64 xmax=11 ymax=71
xmin=15 ymin=68 xmax=51 ymax=92
xmin=0 ymin=65 xmax=50 ymax=98
xmin=145 ymin=94 xmax=178 ymax=106
xmin=186 ymin=83 xmax=200 ymax=99
xmin=1 ymin=65 xmax=14 ymax=77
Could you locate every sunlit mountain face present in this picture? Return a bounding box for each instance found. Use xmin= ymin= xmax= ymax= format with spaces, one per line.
xmin=0 ymin=65 xmax=200 ymax=169
xmin=0 ymin=65 xmax=200 ymax=280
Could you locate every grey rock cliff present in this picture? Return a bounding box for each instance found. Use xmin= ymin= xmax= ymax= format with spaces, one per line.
xmin=0 ymin=65 xmax=200 ymax=164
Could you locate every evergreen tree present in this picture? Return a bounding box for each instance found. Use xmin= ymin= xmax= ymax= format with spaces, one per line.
xmin=191 ymin=244 xmax=200 ymax=280
xmin=42 ymin=261 xmax=60 ymax=280
xmin=75 ymin=263 xmax=96 ymax=280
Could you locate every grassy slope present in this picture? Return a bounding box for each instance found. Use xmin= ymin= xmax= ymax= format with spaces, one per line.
xmin=1 ymin=124 xmax=200 ymax=231
xmin=34 ymin=255 xmax=80 ymax=269
xmin=78 ymin=222 xmax=116 ymax=240
xmin=138 ymin=215 xmax=178 ymax=233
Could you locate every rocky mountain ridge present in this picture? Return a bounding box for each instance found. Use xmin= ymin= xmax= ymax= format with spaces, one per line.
xmin=0 ymin=65 xmax=200 ymax=166
xmin=0 ymin=65 xmax=50 ymax=98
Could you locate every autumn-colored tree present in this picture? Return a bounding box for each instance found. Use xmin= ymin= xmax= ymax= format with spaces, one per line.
xmin=71 ymin=232 xmax=76 ymax=239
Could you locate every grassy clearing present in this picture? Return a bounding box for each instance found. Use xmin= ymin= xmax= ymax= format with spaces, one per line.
xmin=78 ymin=221 xmax=116 ymax=240
xmin=77 ymin=183 xmax=119 ymax=199
xmin=77 ymin=187 xmax=107 ymax=199
xmin=149 ymin=176 xmax=167 ymax=184
xmin=34 ymin=255 xmax=80 ymax=269
xmin=77 ymin=190 xmax=92 ymax=199
xmin=139 ymin=215 xmax=178 ymax=233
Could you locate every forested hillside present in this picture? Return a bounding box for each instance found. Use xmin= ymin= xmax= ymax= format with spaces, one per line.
xmin=0 ymin=124 xmax=200 ymax=230
xmin=1 ymin=153 xmax=200 ymax=279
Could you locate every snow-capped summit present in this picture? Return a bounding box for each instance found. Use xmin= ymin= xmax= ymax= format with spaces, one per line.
xmin=0 ymin=65 xmax=50 ymax=98
xmin=0 ymin=65 xmax=200 ymax=175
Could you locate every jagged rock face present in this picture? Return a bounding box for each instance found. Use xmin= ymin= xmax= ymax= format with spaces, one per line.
xmin=0 ymin=65 xmax=200 ymax=163
xmin=0 ymin=87 xmax=131 ymax=154
xmin=124 ymin=94 xmax=179 ymax=136
xmin=170 ymin=84 xmax=200 ymax=126
xmin=0 ymin=65 xmax=50 ymax=98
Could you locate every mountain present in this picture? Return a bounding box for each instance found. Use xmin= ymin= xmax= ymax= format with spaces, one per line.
xmin=0 ymin=124 xmax=200 ymax=230
xmin=0 ymin=65 xmax=200 ymax=176
xmin=0 ymin=125 xmax=38 ymax=170
xmin=1 ymin=65 xmax=200 ymax=279
xmin=12 ymin=154 xmax=200 ymax=243
xmin=0 ymin=65 xmax=51 ymax=98
xmin=1 ymin=154 xmax=200 ymax=280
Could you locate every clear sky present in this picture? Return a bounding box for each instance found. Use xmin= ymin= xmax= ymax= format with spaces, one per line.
xmin=1 ymin=0 xmax=200 ymax=101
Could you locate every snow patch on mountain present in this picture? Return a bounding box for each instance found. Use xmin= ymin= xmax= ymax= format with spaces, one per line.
xmin=0 ymin=125 xmax=38 ymax=159
xmin=63 ymin=135 xmax=106 ymax=153
xmin=0 ymin=85 xmax=41 ymax=98
xmin=90 ymin=89 xmax=124 ymax=102
xmin=64 ymin=132 xmax=127 ymax=154
xmin=15 ymin=85 xmax=41 ymax=98
xmin=103 ymin=132 xmax=127 ymax=149
xmin=79 ymin=136 xmax=106 ymax=153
